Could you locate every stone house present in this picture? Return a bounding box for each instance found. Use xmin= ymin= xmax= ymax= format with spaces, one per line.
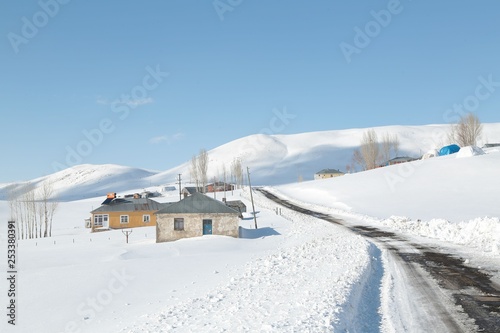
xmin=155 ymin=192 xmax=240 ymax=243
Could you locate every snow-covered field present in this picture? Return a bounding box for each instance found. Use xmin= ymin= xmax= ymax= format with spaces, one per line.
xmin=0 ymin=190 xmax=377 ymax=333
xmin=0 ymin=123 xmax=499 ymax=332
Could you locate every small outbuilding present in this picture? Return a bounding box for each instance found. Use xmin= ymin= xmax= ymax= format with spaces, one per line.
xmin=223 ymin=199 xmax=247 ymax=217
xmin=181 ymin=187 xmax=198 ymax=198
xmin=155 ymin=192 xmax=240 ymax=243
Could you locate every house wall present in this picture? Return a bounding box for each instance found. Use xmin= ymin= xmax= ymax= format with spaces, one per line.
xmin=156 ymin=213 xmax=239 ymax=242
xmin=93 ymin=210 xmax=158 ymax=229
xmin=314 ymin=173 xmax=343 ymax=180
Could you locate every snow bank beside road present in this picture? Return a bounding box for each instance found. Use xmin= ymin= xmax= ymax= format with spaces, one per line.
xmin=123 ymin=232 xmax=370 ymax=332
xmin=380 ymin=216 xmax=500 ymax=255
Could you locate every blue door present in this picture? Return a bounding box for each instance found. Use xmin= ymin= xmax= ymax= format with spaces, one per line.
xmin=203 ymin=219 xmax=212 ymax=235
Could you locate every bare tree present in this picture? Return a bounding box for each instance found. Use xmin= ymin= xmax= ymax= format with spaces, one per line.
xmin=190 ymin=155 xmax=200 ymax=191
xmin=231 ymin=158 xmax=243 ymax=189
xmin=449 ymin=113 xmax=483 ymax=147
xmin=197 ymin=149 xmax=209 ymax=193
xmin=352 ymin=130 xmax=402 ymax=171
xmin=381 ymin=132 xmax=400 ymax=163
xmin=39 ymin=180 xmax=58 ymax=237
xmin=354 ymin=129 xmax=380 ymax=170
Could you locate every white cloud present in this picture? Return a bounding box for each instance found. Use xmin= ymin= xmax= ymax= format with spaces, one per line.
xmin=96 ymin=97 xmax=109 ymax=105
xmin=122 ymin=97 xmax=154 ymax=107
xmin=149 ymin=132 xmax=185 ymax=145
xmin=97 ymin=97 xmax=154 ymax=107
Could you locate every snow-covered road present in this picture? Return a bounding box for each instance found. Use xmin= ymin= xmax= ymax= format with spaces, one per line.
xmin=259 ymin=188 xmax=500 ymax=332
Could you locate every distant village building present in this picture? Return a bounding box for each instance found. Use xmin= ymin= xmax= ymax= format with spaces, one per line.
xmin=314 ymin=169 xmax=345 ymax=180
xmin=156 ymin=192 xmax=240 ymax=243
xmin=379 ymin=156 xmax=417 ymax=167
xmin=206 ymin=182 xmax=234 ymax=193
xmin=483 ymin=143 xmax=500 ymax=148
xmin=90 ymin=193 xmax=168 ymax=230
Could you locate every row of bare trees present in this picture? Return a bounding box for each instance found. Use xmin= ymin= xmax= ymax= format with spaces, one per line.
xmin=8 ymin=180 xmax=58 ymax=240
xmin=189 ymin=148 xmax=245 ymax=192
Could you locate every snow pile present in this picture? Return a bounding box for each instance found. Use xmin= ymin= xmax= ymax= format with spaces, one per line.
xmin=455 ymin=145 xmax=485 ymax=158
xmin=380 ymin=216 xmax=500 ymax=255
xmin=422 ymin=149 xmax=439 ymax=159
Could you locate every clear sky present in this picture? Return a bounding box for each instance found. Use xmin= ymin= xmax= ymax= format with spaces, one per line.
xmin=1 ymin=0 xmax=499 ymax=183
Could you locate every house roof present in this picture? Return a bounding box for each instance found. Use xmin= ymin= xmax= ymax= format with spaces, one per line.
xmin=181 ymin=187 xmax=198 ymax=194
xmin=388 ymin=156 xmax=416 ymax=163
xmin=91 ymin=198 xmax=169 ymax=214
xmin=155 ymin=192 xmax=239 ymax=215
xmin=316 ymin=168 xmax=344 ymax=175
xmin=225 ymin=200 xmax=246 ymax=207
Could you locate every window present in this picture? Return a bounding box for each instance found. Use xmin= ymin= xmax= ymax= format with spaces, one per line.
xmin=174 ymin=218 xmax=184 ymax=231
xmin=120 ymin=215 xmax=129 ymax=224
xmin=94 ymin=214 xmax=108 ymax=227
xmin=143 ymin=215 xmax=151 ymax=223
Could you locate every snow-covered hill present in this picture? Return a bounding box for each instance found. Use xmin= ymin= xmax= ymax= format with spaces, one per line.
xmin=2 ymin=123 xmax=500 ymax=201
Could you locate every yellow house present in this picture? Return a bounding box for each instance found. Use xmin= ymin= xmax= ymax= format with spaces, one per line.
xmin=90 ymin=195 xmax=168 ymax=230
xmin=314 ymin=168 xmax=345 ymax=180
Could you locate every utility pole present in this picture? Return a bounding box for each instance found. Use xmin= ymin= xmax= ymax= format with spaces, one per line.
xmin=247 ymin=167 xmax=258 ymax=229
xmin=177 ymin=174 xmax=182 ymax=201
xmin=213 ymin=176 xmax=217 ymax=199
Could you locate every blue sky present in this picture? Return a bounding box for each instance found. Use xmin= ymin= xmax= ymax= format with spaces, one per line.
xmin=1 ymin=0 xmax=499 ymax=182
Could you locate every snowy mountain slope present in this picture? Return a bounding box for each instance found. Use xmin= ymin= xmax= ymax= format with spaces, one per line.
xmin=2 ymin=123 xmax=500 ymax=201
xmin=0 ymin=164 xmax=158 ymax=201
xmin=274 ymin=148 xmax=500 ymax=223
